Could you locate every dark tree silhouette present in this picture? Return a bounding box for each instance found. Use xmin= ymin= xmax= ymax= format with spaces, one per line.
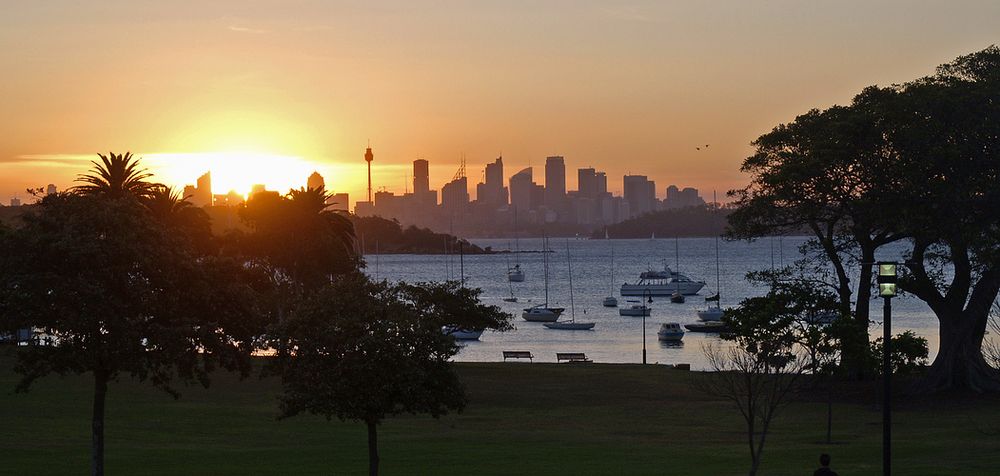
xmin=72 ymin=151 xmax=159 ymax=199
xmin=145 ymin=185 xmax=215 ymax=254
xmin=729 ymin=46 xmax=1000 ymax=391
xmin=273 ymin=275 xmax=511 ymax=476
xmin=0 ymin=193 xmax=261 ymax=476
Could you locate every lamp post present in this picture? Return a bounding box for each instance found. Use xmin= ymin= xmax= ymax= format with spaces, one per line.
xmin=876 ymin=262 xmax=898 ymax=476
xmin=642 ymin=290 xmax=652 ymax=364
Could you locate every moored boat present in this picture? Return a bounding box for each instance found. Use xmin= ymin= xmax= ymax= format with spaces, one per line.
xmin=657 ymin=322 xmax=685 ymax=342
xmin=620 ymin=263 xmax=706 ymax=296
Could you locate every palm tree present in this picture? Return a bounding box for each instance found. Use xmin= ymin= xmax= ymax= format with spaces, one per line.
xmin=286 ymin=186 xmax=357 ymax=270
xmin=73 ymin=152 xmax=158 ymax=199
xmin=145 ymin=185 xmax=215 ymax=254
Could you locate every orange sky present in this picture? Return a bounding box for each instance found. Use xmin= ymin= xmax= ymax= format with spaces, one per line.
xmin=2 ymin=1 xmax=998 ymax=207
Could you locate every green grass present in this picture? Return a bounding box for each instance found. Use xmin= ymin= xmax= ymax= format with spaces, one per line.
xmin=2 ymin=350 xmax=999 ymax=475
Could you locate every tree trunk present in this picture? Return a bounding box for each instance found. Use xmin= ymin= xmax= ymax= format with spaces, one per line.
xmin=367 ymin=420 xmax=379 ymax=476
xmin=920 ymin=315 xmax=1000 ymax=393
xmin=92 ymin=371 xmax=108 ymax=476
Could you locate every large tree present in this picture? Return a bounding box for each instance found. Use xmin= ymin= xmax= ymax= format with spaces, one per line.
xmin=1 ymin=157 xmax=262 ymax=474
xmin=729 ymin=46 xmax=1000 ymax=391
xmin=274 ymin=275 xmax=511 ymax=476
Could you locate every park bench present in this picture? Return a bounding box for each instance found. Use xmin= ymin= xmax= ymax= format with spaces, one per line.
xmin=502 ymin=350 xmax=534 ymax=362
xmin=556 ymin=352 xmax=592 ymax=363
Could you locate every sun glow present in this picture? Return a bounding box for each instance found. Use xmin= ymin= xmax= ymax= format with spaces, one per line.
xmin=145 ymin=151 xmax=321 ymax=198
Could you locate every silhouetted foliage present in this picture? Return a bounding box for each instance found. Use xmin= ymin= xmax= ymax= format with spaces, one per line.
xmin=72 ymin=152 xmax=159 ymax=199
xmin=595 ymin=205 xmax=732 ymax=239
xmin=145 ymin=185 xmax=216 ymax=254
xmin=238 ymin=186 xmax=358 ymax=289
xmin=0 ymin=193 xmax=261 ymax=476
xmin=351 ymin=215 xmax=486 ymax=254
xmin=273 ymin=274 xmax=512 ymax=476
xmin=870 ymin=331 xmax=930 ymax=376
xmin=728 ymin=46 xmax=1000 ymax=392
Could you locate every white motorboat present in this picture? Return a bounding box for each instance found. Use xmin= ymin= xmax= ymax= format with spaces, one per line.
xmin=602 ymin=296 xmax=619 ymax=307
xmin=657 ymin=322 xmax=685 ymax=342
xmin=619 ymin=301 xmax=651 ymax=317
xmin=620 ymin=264 xmax=706 ymax=296
xmin=442 ymin=326 xmax=484 ymax=340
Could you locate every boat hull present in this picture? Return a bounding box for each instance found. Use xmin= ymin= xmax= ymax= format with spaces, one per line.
xmin=697 ymin=306 xmax=724 ymax=322
xmin=685 ymin=322 xmax=731 ymax=333
xmin=508 ymin=271 xmax=525 ymax=282
xmin=442 ymin=327 xmax=484 ymax=340
xmin=522 ymin=307 xmax=564 ymax=322
xmin=544 ymin=322 xmax=595 ymax=330
xmin=657 ymin=331 xmax=684 ymax=341
xmin=602 ymin=296 xmax=618 ymax=307
xmin=619 ymin=307 xmax=651 ymax=317
xmin=621 ymin=281 xmax=705 ymax=296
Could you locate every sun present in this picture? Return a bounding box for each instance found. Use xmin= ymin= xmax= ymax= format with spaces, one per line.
xmin=145 ymin=151 xmax=320 ymax=197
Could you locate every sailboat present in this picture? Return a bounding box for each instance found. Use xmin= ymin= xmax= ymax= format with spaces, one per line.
xmin=603 ymin=229 xmax=618 ymax=307
xmin=508 ymin=207 xmax=525 ymax=282
xmin=443 ymin=241 xmax=486 ymax=340
xmin=697 ymin=191 xmax=725 ymax=322
xmin=522 ymin=235 xmax=564 ymax=322
xmin=503 ymin=241 xmax=519 ymax=302
xmin=669 ymin=236 xmax=686 ymax=303
xmin=545 ymin=240 xmax=595 ymax=330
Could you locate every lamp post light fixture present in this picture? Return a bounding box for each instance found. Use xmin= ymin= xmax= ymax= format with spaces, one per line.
xmin=875 ymin=261 xmax=898 ymax=476
xmin=642 ymin=290 xmax=652 ymax=364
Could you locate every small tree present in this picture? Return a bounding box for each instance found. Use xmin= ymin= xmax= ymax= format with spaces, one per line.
xmin=702 ymin=342 xmax=807 ymax=476
xmin=274 ymin=275 xmax=511 ymax=476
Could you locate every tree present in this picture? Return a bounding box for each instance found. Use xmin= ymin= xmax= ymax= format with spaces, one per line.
xmin=145 ymin=185 xmax=215 ymax=254
xmin=701 ymin=341 xmax=807 ymax=476
xmin=0 ymin=193 xmax=261 ymax=476
xmin=72 ymin=151 xmax=159 ymax=199
xmin=273 ymin=275 xmax=512 ymax=476
xmin=729 ymin=46 xmax=1000 ymax=391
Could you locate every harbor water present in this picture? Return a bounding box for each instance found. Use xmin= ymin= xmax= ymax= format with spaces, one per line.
xmin=365 ymin=236 xmax=944 ymax=369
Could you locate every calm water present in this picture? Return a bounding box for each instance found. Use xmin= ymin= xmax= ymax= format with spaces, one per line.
xmin=365 ymin=237 xmax=940 ymax=369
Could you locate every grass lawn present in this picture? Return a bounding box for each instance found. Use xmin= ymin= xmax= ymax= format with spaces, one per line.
xmin=2 ymin=349 xmax=999 ymax=475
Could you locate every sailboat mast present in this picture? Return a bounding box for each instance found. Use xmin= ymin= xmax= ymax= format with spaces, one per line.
xmin=566 ymin=239 xmax=575 ymax=321
xmin=543 ymin=235 xmax=549 ymax=305
xmin=610 ymin=240 xmax=615 ymax=295
xmin=459 ymin=241 xmax=465 ymax=287
xmin=714 ymin=190 xmax=721 ymax=305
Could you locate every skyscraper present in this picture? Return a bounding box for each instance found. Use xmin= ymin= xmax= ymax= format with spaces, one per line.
xmin=578 ymin=168 xmax=597 ymax=198
xmin=184 ymin=172 xmax=213 ymax=207
xmin=413 ymin=159 xmax=429 ymax=195
xmin=441 ymin=176 xmax=469 ymax=211
xmin=476 ymin=156 xmax=508 ymax=206
xmin=544 ymin=156 xmax=566 ymax=207
xmin=508 ymin=167 xmax=534 ymax=213
xmin=623 ymin=175 xmax=656 ymax=217
xmin=307 ymin=171 xmax=325 ymax=191
xmin=46 ymin=184 xmax=57 ymax=195
xmin=364 ymin=145 xmax=374 ymax=203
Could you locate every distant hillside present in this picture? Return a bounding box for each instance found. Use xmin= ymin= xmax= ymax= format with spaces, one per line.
xmin=351 ymin=215 xmax=487 ymax=254
xmin=593 ymin=206 xmax=730 ymax=239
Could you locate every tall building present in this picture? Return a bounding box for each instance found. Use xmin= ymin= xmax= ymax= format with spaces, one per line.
xmin=578 ymin=168 xmax=597 ymax=198
xmin=663 ymin=185 xmax=706 ymax=209
xmin=441 ymin=176 xmax=469 ymax=211
xmin=508 ymin=167 xmax=534 ymax=213
xmin=328 ymin=193 xmax=350 ymax=212
xmin=413 ymin=159 xmax=429 ymax=195
xmin=9 ymin=197 xmax=21 ymax=207
xmin=46 ymin=184 xmax=57 ymax=195
xmin=183 ymin=172 xmax=213 ymax=207
xmin=544 ymin=156 xmax=566 ymax=207
xmin=475 ymin=156 xmax=508 ymax=206
xmin=596 ymin=172 xmax=608 ymax=196
xmin=623 ymin=175 xmax=656 ymax=217
xmin=307 ymin=171 xmax=325 ymax=191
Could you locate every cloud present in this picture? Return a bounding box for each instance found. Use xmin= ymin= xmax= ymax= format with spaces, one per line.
xmin=4 ymin=154 xmax=95 ymax=167
xmin=228 ymin=25 xmax=269 ymax=34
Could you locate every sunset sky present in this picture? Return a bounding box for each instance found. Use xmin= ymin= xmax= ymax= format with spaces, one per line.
xmin=2 ymin=1 xmax=998 ymax=207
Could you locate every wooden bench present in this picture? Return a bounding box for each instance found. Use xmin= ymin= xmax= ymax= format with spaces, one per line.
xmin=556 ymin=352 xmax=592 ymax=363
xmin=503 ymin=351 xmax=534 ymax=362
